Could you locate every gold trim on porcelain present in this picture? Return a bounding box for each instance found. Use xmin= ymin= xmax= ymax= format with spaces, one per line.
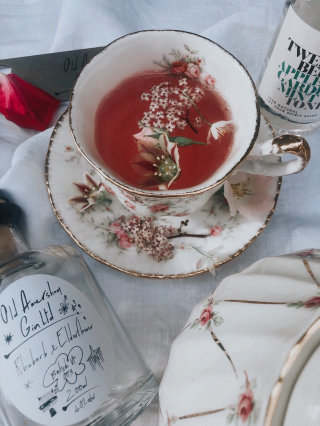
xmin=45 ymin=112 xmax=281 ymax=279
xmin=303 ymin=258 xmax=320 ymax=287
xmin=264 ymin=317 xmax=320 ymax=426
xmin=68 ymin=29 xmax=261 ymax=199
xmin=272 ymin=134 xmax=311 ymax=173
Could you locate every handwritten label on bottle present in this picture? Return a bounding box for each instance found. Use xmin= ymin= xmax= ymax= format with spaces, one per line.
xmin=0 ymin=275 xmax=113 ymax=425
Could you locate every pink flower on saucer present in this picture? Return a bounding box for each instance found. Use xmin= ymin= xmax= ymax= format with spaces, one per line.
xmin=109 ymin=221 xmax=124 ymax=237
xmin=118 ymin=233 xmax=132 ymax=249
xmin=224 ymin=171 xmax=275 ymax=221
xmin=210 ymin=225 xmax=222 ymax=236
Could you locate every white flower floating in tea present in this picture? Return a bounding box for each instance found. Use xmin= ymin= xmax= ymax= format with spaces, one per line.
xmin=209 ymin=120 xmax=233 ymax=142
xmin=133 ymin=75 xmax=233 ymax=188
xmin=138 ymin=80 xmax=205 ymax=134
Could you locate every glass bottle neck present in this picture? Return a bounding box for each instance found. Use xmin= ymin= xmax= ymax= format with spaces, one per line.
xmin=291 ymin=0 xmax=320 ymax=31
xmin=0 ymin=224 xmax=30 ymax=264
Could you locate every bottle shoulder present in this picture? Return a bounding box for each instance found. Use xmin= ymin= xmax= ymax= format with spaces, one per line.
xmin=293 ymin=0 xmax=320 ymax=31
xmin=0 ymin=245 xmax=85 ymax=290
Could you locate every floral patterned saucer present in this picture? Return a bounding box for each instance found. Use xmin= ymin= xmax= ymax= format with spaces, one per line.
xmin=45 ymin=112 xmax=280 ymax=278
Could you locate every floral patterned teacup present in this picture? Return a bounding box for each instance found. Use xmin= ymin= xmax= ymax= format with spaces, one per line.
xmin=69 ymin=30 xmax=310 ymax=217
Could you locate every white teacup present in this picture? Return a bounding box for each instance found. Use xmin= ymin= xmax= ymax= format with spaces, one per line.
xmin=69 ymin=30 xmax=310 ymax=216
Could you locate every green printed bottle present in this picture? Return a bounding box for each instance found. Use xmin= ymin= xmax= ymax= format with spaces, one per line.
xmin=258 ymin=0 xmax=320 ymax=133
xmin=0 ymin=193 xmax=157 ymax=425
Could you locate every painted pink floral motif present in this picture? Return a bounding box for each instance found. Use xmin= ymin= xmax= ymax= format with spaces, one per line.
xmin=190 ymin=297 xmax=223 ymax=329
xmin=227 ymin=371 xmax=256 ymax=424
xmin=188 ymin=296 xmax=237 ymax=375
xmin=237 ymin=381 xmax=254 ymax=422
xmin=293 ymin=249 xmax=320 ymax=260
xmin=132 ymin=132 xmax=181 ymax=189
xmin=102 ymin=183 xmax=115 ymax=195
xmin=288 ymin=293 xmax=320 ymax=309
xmin=165 ymin=371 xmax=256 ymax=425
xmin=304 ymin=296 xmax=320 ymax=308
xmin=118 ymin=233 xmax=132 ymax=249
xmin=186 ymin=62 xmax=201 ymax=78
xmin=210 ymin=225 xmax=222 ymax=236
xmin=154 ymin=45 xmax=205 ymax=79
xmin=199 ymin=305 xmax=213 ymax=326
xmin=224 ymin=171 xmax=275 ymax=221
xmin=171 ymin=61 xmax=188 ymax=75
xmin=204 ymin=74 xmax=216 ymax=86
xmin=109 ymin=221 xmax=123 ymax=235
xmin=69 ymin=172 xmax=112 ymax=211
xmin=150 ymin=203 xmax=170 ymax=213
xmin=108 ymin=215 xmax=176 ymax=261
xmin=124 ymin=200 xmax=136 ymax=210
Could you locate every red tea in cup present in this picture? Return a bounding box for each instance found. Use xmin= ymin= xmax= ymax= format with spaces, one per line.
xmin=71 ymin=31 xmax=309 ymax=217
xmin=95 ymin=70 xmax=234 ymax=190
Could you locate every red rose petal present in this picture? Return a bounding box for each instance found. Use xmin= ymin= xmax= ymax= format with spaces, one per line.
xmin=0 ymin=73 xmax=60 ymax=131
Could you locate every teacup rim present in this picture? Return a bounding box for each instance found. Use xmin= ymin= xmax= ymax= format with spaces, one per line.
xmin=69 ymin=28 xmax=260 ymax=198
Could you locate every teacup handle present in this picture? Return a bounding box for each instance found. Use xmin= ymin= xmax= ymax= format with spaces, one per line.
xmin=239 ymin=134 xmax=311 ymax=176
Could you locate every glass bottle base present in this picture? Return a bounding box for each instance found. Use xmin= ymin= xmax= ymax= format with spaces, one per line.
xmin=94 ymin=371 xmax=158 ymax=426
xmin=260 ymin=104 xmax=320 ymax=135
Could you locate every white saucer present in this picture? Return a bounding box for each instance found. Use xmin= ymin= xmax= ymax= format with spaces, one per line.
xmin=45 ymin=112 xmax=280 ymax=278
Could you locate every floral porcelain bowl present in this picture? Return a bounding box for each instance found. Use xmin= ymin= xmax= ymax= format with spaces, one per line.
xmin=69 ymin=30 xmax=310 ymax=217
xmin=159 ymin=249 xmax=320 ymax=425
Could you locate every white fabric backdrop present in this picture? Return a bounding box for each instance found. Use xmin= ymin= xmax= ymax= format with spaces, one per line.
xmin=1 ymin=1 xmax=319 ymax=425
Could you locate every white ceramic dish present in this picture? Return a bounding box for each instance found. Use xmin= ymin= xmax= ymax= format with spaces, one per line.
xmin=45 ymin=112 xmax=280 ymax=278
xmin=159 ymin=250 xmax=320 ymax=424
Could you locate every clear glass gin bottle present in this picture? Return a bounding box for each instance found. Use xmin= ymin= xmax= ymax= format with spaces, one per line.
xmin=258 ymin=0 xmax=320 ymax=133
xmin=0 ymin=194 xmax=158 ymax=425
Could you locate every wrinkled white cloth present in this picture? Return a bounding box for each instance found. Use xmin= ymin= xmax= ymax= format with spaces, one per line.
xmin=0 ymin=1 xmax=319 ymax=425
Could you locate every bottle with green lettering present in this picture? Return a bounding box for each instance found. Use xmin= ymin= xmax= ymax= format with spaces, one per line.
xmin=258 ymin=0 xmax=320 ymax=133
xmin=0 ymin=193 xmax=157 ymax=425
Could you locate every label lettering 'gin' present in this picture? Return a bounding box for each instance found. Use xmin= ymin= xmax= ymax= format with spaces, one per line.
xmin=259 ymin=6 xmax=320 ymax=124
xmin=0 ymin=275 xmax=112 ymax=425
